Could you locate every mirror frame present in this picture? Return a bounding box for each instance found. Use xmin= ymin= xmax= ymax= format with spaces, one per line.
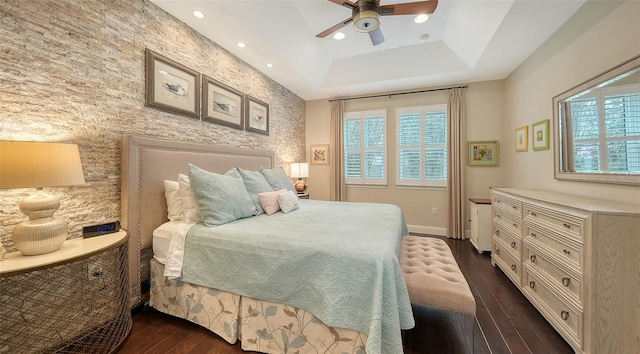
xmin=553 ymin=55 xmax=640 ymax=186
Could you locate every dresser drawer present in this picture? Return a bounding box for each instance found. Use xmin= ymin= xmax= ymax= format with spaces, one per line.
xmin=524 ymin=204 xmax=584 ymax=243
xmin=523 ymin=269 xmax=583 ymax=349
xmin=525 ymin=224 xmax=582 ymax=271
xmin=493 ymin=194 xmax=523 ymax=219
xmin=492 ymin=237 xmax=521 ymax=285
xmin=523 ymin=243 xmax=582 ymax=304
xmin=494 ymin=208 xmax=522 ymax=235
xmin=493 ymin=222 xmax=521 ymax=256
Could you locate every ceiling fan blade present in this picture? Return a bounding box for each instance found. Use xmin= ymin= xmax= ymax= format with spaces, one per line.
xmin=369 ymin=27 xmax=385 ymax=46
xmin=316 ymin=17 xmax=354 ymax=38
xmin=380 ymin=0 xmax=438 ymax=16
xmin=328 ymin=0 xmax=358 ymax=10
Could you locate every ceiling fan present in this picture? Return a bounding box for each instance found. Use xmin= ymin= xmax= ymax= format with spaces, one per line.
xmin=316 ymin=0 xmax=438 ymax=46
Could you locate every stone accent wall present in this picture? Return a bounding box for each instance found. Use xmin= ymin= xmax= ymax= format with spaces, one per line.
xmin=0 ymin=0 xmax=306 ymax=251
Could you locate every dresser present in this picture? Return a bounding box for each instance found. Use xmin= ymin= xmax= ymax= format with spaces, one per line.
xmin=490 ymin=188 xmax=640 ymax=354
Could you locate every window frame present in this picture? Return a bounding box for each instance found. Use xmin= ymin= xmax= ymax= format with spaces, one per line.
xmin=396 ymin=104 xmax=448 ymax=187
xmin=343 ymin=109 xmax=388 ymax=185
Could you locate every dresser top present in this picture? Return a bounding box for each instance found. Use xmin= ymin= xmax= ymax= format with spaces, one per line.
xmin=493 ymin=188 xmax=640 ymax=215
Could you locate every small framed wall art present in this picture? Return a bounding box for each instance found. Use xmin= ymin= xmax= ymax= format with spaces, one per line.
xmin=515 ymin=125 xmax=528 ymax=152
xmin=245 ymin=95 xmax=269 ymax=135
xmin=310 ymin=144 xmax=329 ymax=165
xmin=468 ymin=141 xmax=499 ymax=166
xmin=202 ymin=76 xmax=244 ymax=130
xmin=532 ymin=119 xmax=550 ymax=151
xmin=145 ymin=49 xmax=200 ymax=119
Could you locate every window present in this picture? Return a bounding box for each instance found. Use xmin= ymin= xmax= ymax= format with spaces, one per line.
xmin=397 ymin=105 xmax=448 ymax=187
xmin=344 ymin=110 xmax=387 ymax=185
xmin=569 ymin=84 xmax=640 ymax=173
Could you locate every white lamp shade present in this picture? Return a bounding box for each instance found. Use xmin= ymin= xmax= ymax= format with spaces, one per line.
xmin=290 ymin=162 xmax=309 ymax=178
xmin=0 ymin=141 xmax=85 ymax=189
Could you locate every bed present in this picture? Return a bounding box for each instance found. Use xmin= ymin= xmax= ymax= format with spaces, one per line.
xmin=120 ymin=135 xmax=414 ymax=354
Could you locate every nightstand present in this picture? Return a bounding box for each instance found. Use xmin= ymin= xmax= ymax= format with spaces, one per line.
xmin=297 ymin=192 xmax=309 ymax=199
xmin=0 ymin=230 xmax=132 ymax=353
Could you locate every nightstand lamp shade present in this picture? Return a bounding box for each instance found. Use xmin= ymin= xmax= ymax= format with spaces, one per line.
xmin=0 ymin=141 xmax=85 ymax=256
xmin=290 ymin=162 xmax=309 ymax=193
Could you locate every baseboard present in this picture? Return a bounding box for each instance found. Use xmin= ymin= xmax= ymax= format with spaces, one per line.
xmin=407 ymin=225 xmax=447 ymax=237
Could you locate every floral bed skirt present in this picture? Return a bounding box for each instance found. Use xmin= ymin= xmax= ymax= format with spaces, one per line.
xmin=149 ymin=258 xmax=367 ymax=353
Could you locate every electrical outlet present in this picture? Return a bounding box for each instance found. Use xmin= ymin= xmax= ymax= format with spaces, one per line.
xmin=87 ymin=260 xmax=103 ymax=280
xmin=432 ymin=207 xmax=438 ymax=215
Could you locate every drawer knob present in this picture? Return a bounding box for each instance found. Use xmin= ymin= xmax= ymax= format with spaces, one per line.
xmin=531 ymin=211 xmax=537 ymax=217
xmin=529 ymin=281 xmax=535 ymax=289
xmin=511 ymin=264 xmax=516 ymax=271
xmin=563 ymin=223 xmax=571 ymax=229
xmin=511 ymin=241 xmax=516 ymax=248
xmin=562 ymin=277 xmax=571 ymax=287
xmin=496 ymin=214 xmax=501 ymax=218
xmin=512 ymin=205 xmax=517 ymax=210
xmin=530 ymin=255 xmax=537 ymax=263
xmin=495 ymin=230 xmax=500 ymax=236
xmin=512 ymin=223 xmax=518 ymax=228
xmin=561 ymin=311 xmax=569 ymax=321
xmin=496 ymin=249 xmax=500 ymax=255
xmin=563 ymin=249 xmax=571 ymax=255
xmin=530 ymin=232 xmax=537 ymax=237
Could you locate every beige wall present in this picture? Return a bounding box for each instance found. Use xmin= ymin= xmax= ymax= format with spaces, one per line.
xmin=306 ymin=81 xmax=505 ymax=234
xmin=503 ymin=0 xmax=640 ymax=205
xmin=0 ymin=0 xmax=305 ymax=251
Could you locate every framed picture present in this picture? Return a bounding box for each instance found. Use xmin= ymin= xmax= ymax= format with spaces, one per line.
xmin=145 ymin=49 xmax=200 ymax=119
xmin=202 ymin=76 xmax=244 ymax=130
xmin=515 ymin=125 xmax=528 ymax=152
xmin=469 ymin=141 xmax=499 ymax=166
xmin=532 ymin=119 xmax=550 ymax=151
xmin=245 ymin=95 xmax=269 ymax=135
xmin=310 ymin=144 xmax=329 ymax=165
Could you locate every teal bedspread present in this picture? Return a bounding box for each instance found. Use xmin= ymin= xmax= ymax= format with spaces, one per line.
xmin=181 ymin=200 xmax=414 ymax=354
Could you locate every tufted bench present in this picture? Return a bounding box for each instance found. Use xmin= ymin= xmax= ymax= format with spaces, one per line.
xmin=400 ymin=236 xmax=476 ymax=315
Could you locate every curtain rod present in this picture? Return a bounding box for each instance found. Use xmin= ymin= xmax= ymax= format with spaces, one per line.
xmin=329 ymin=85 xmax=469 ymax=102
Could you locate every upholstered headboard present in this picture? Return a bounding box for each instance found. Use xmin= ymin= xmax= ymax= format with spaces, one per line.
xmin=121 ymin=135 xmax=276 ymax=308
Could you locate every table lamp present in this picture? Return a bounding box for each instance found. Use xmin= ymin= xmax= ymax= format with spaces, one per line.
xmin=0 ymin=141 xmax=85 ymax=256
xmin=290 ymin=162 xmax=309 ymax=193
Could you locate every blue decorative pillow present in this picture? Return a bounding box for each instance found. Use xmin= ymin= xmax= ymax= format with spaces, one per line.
xmin=260 ymin=167 xmax=296 ymax=193
xmin=188 ymin=164 xmax=257 ymax=226
xmin=236 ymin=167 xmax=274 ymax=215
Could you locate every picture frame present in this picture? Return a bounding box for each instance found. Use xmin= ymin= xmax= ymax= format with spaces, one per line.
xmin=532 ymin=119 xmax=550 ymax=151
xmin=244 ymin=95 xmax=269 ymax=135
xmin=515 ymin=125 xmax=528 ymax=152
xmin=310 ymin=144 xmax=329 ymax=165
xmin=202 ymin=76 xmax=244 ymax=130
xmin=469 ymin=141 xmax=499 ymax=166
xmin=145 ymin=49 xmax=200 ymax=119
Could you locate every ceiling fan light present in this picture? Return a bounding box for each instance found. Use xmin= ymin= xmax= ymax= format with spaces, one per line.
xmin=333 ymin=32 xmax=346 ymax=40
xmin=353 ymin=10 xmax=380 ymax=33
xmin=415 ymin=14 xmax=429 ymax=24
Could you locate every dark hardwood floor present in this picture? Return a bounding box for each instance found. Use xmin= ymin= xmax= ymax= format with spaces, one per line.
xmin=117 ymin=237 xmax=574 ymax=354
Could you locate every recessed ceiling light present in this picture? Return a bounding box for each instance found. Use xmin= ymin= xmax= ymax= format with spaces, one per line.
xmin=193 ymin=10 xmax=205 ymax=19
xmin=237 ymin=42 xmax=246 ymax=48
xmin=266 ymin=63 xmax=274 ymax=68
xmin=333 ymin=32 xmax=346 ymax=40
xmin=415 ymin=14 xmax=429 ymax=23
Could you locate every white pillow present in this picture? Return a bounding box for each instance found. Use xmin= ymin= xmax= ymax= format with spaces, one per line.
xmin=164 ymin=180 xmax=184 ymax=222
xmin=278 ymin=190 xmax=299 ymax=213
xmin=258 ymin=189 xmax=287 ymax=215
xmin=178 ymin=173 xmax=203 ymax=223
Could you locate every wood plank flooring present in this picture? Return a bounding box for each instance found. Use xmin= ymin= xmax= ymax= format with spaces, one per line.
xmin=117 ymin=236 xmax=574 ymax=354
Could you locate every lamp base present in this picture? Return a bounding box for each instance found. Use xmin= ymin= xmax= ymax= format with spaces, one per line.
xmin=294 ymin=179 xmax=307 ymax=193
xmin=12 ymin=190 xmax=68 ymax=256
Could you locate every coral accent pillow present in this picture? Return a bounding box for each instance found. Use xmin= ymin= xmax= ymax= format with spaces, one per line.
xmin=258 ymin=189 xmax=287 ymax=215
